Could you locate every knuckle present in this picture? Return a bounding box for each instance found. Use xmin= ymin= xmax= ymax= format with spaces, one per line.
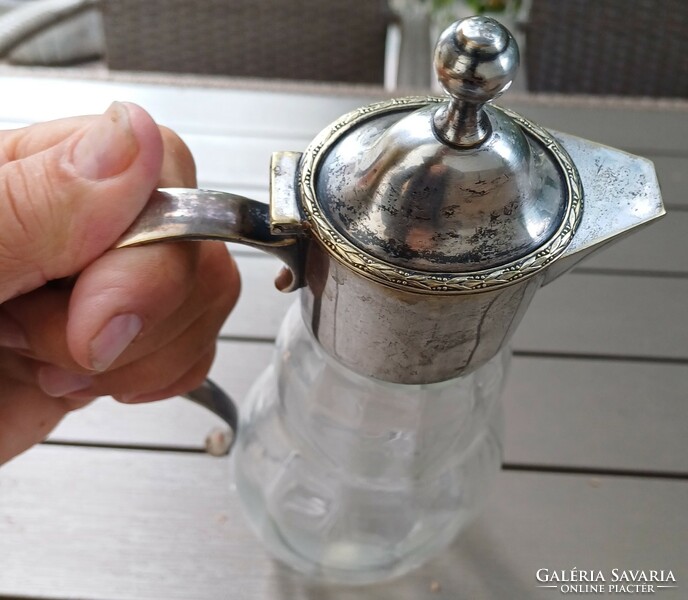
xmin=2 ymin=161 xmax=39 ymax=241
xmin=0 ymin=154 xmax=72 ymax=269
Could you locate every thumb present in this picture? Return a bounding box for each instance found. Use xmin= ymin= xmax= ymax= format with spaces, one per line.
xmin=0 ymin=102 xmax=164 ymax=303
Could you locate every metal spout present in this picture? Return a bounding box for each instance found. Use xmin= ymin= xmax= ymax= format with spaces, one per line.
xmin=542 ymin=131 xmax=665 ymax=285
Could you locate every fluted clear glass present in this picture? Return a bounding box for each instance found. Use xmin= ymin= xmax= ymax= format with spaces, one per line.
xmin=232 ymin=301 xmax=508 ymax=584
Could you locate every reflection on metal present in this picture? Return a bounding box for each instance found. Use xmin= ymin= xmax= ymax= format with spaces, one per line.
xmin=302 ymin=98 xmax=582 ymax=293
xmin=115 ymin=188 xmax=306 ymax=293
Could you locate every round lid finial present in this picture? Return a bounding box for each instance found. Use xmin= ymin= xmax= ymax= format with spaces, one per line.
xmin=433 ymin=16 xmax=520 ymax=146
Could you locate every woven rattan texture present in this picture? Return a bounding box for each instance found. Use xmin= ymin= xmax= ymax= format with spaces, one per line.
xmin=102 ymin=0 xmax=392 ymax=84
xmin=526 ymin=0 xmax=688 ymax=97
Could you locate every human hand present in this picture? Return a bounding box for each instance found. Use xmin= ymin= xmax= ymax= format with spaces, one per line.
xmin=0 ymin=102 xmax=240 ymax=464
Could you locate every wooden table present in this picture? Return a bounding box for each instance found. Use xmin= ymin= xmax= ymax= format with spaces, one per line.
xmin=0 ymin=73 xmax=686 ymax=599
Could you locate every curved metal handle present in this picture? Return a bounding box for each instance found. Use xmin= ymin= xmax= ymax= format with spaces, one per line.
xmin=115 ymin=189 xmax=304 ymax=453
xmin=115 ymin=186 xmax=306 ymax=448
xmin=183 ymin=379 xmax=239 ymax=456
xmin=115 ymin=188 xmax=306 ymax=292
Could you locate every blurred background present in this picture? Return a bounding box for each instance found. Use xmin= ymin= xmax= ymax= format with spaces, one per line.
xmin=0 ymin=0 xmax=685 ymax=97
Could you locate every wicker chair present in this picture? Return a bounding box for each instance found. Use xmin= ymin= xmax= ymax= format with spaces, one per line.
xmin=525 ymin=0 xmax=688 ymax=98
xmin=102 ymin=0 xmax=395 ymax=85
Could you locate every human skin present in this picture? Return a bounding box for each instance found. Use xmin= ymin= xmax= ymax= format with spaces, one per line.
xmin=0 ymin=102 xmax=240 ymax=464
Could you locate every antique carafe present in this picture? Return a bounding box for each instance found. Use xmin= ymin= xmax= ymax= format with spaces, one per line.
xmin=117 ymin=17 xmax=665 ymax=583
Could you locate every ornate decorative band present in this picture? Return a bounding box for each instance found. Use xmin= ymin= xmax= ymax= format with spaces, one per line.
xmin=299 ymin=97 xmax=583 ymax=295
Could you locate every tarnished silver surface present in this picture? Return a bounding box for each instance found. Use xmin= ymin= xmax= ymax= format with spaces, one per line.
xmin=301 ymin=241 xmax=543 ymax=383
xmin=543 ymin=131 xmax=666 ymax=284
xmin=310 ymin=100 xmax=576 ymax=282
xmin=115 ymin=188 xmax=306 ymax=293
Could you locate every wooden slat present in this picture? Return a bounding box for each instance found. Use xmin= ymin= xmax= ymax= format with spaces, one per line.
xmin=1 ymin=445 xmax=686 ymax=600
xmin=649 ymin=156 xmax=688 ymax=210
xmin=0 ymin=75 xmax=378 ymax=138
xmin=514 ymin=271 xmax=688 ymax=359
xmin=0 ymin=119 xmax=27 ymax=130
xmin=578 ymin=210 xmax=686 ymax=275
xmin=49 ymin=345 xmax=688 ymax=474
xmin=505 ymin=98 xmax=688 ymax=155
xmin=1 ymin=75 xmax=687 ymax=154
xmin=0 ymin=76 xmax=688 ymax=162
xmin=503 ymin=356 xmax=688 ymax=473
xmin=184 ymin=133 xmax=310 ymax=190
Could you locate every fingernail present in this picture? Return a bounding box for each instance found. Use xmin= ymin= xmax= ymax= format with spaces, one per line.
xmin=38 ymin=366 xmax=93 ymax=397
xmin=0 ymin=310 xmax=30 ymax=349
xmin=72 ymin=102 xmax=139 ymax=180
xmin=118 ymin=392 xmax=144 ymax=404
xmin=90 ymin=313 xmax=142 ymax=372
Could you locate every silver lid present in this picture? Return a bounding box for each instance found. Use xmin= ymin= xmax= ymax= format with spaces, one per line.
xmin=300 ymin=16 xmax=582 ymax=291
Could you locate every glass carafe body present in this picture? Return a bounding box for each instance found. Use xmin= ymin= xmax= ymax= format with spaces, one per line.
xmin=232 ymin=301 xmax=508 ymax=584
